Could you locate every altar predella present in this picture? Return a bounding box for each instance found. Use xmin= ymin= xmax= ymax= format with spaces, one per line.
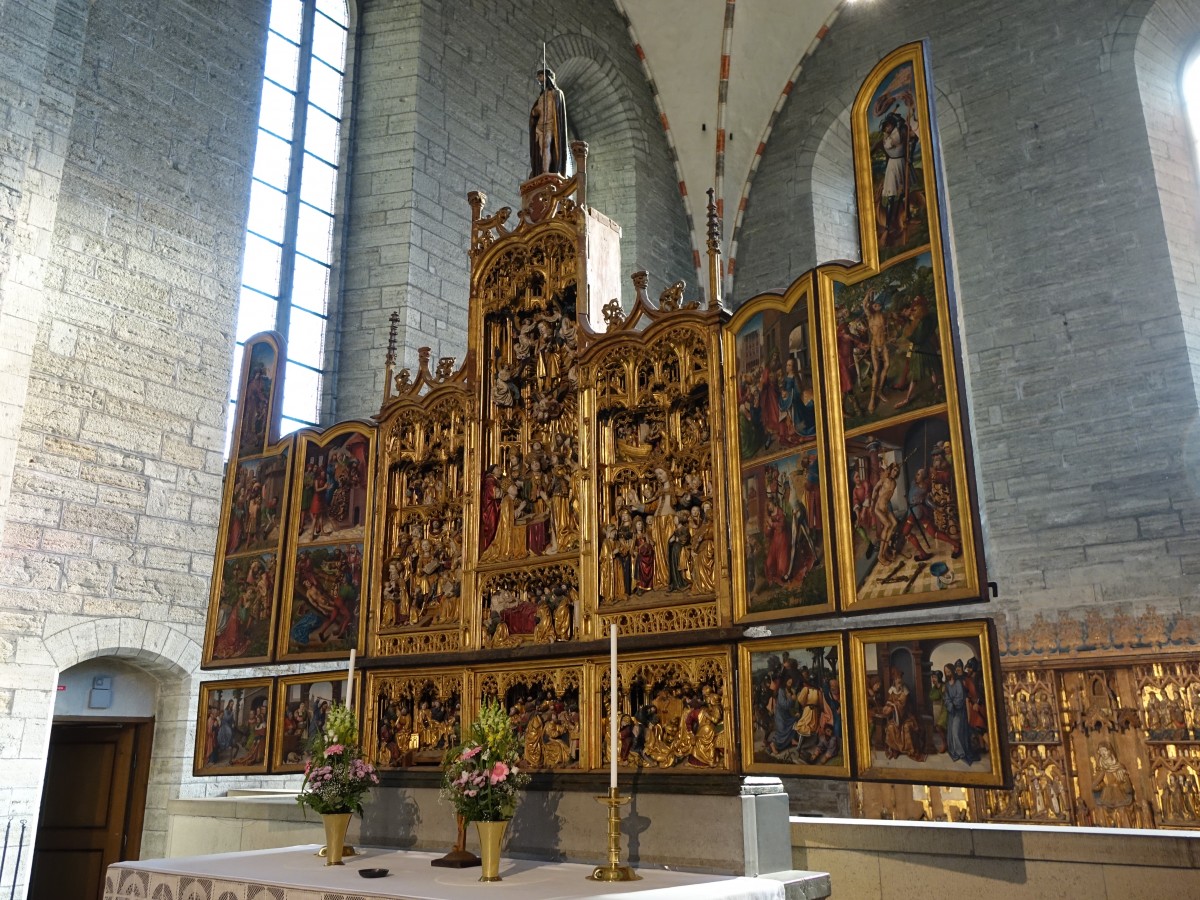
xmin=199 ymin=43 xmax=1007 ymax=791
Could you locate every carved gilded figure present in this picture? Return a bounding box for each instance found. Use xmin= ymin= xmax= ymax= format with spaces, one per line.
xmin=529 ymin=67 xmax=567 ymax=178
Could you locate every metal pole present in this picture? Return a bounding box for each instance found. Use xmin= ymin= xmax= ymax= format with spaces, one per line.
xmin=10 ymin=820 xmax=26 ymax=900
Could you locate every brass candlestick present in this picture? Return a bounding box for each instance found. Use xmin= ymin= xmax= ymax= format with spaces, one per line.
xmin=587 ymin=787 xmax=640 ymax=882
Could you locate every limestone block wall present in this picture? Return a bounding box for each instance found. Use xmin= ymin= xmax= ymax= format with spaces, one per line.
xmin=734 ymin=0 xmax=1200 ymax=642
xmin=0 ymin=0 xmax=280 ymax=894
xmin=333 ymin=0 xmax=693 ymax=418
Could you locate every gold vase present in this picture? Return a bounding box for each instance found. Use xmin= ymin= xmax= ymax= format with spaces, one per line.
xmin=474 ymin=819 xmax=509 ymax=882
xmin=322 ymin=812 xmax=353 ymax=866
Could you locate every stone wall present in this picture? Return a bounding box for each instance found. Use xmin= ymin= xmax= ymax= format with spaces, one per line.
xmin=0 ymin=0 xmax=274 ymax=894
xmin=333 ymin=0 xmax=693 ymax=419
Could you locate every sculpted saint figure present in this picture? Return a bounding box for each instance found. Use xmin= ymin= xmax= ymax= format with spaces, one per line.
xmin=529 ymin=67 xmax=568 ymax=177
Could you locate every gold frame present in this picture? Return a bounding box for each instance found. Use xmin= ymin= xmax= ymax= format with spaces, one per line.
xmin=276 ymin=420 xmax=376 ymax=662
xmin=202 ymin=339 xmax=294 ymax=669
xmin=270 ymin=669 xmax=359 ymax=773
xmin=589 ymin=644 xmax=736 ymax=775
xmin=723 ymin=272 xmax=838 ymax=622
xmin=193 ymin=676 xmax=275 ymax=777
xmin=737 ymin=632 xmax=849 ymax=778
xmin=362 ymin=665 xmax=468 ymax=772
xmin=816 ymin=41 xmax=982 ymax=612
xmin=472 ymin=658 xmax=589 ymax=771
xmin=848 ymin=619 xmax=1005 ymax=786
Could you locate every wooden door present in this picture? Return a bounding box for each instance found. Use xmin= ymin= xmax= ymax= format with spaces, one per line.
xmin=28 ymin=721 xmax=153 ymax=900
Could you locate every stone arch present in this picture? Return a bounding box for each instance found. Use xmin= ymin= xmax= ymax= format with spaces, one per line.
xmin=547 ymin=33 xmax=645 ymax=291
xmin=1125 ymin=0 xmax=1200 ymax=404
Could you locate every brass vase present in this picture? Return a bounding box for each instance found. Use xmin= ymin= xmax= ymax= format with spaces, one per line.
xmin=322 ymin=812 xmax=353 ymax=866
xmin=474 ymin=819 xmax=509 ymax=882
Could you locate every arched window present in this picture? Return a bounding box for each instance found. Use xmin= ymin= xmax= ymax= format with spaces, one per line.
xmin=227 ymin=0 xmax=350 ymax=450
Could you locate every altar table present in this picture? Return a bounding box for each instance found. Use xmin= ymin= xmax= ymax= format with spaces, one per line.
xmin=104 ymin=845 xmax=791 ymax=900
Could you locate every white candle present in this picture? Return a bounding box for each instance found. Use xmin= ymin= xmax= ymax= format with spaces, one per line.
xmin=346 ymin=649 xmax=356 ymax=711
xmin=609 ymin=623 xmax=618 ymax=790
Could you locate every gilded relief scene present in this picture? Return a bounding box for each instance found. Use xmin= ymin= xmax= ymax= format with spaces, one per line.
xmin=603 ymin=654 xmax=732 ymax=772
xmin=480 ymin=564 xmax=577 ymax=648
xmin=740 ymin=449 xmax=828 ymax=613
xmin=224 ymin=450 xmax=289 ymax=556
xmin=853 ymin=626 xmax=999 ymax=784
xmin=236 ymin=338 xmax=278 ymax=458
xmin=297 ymin=431 xmax=370 ymax=544
xmin=479 ymin=667 xmax=582 ymax=770
xmin=593 ymin=326 xmax=721 ymax=619
xmin=275 ymin=674 xmax=352 ymax=769
xmin=369 ymin=672 xmax=463 ymax=769
xmin=195 ymin=680 xmax=272 ymax=776
xmin=376 ymin=390 xmax=468 ymax=655
xmin=846 ymin=414 xmax=968 ymax=602
xmin=284 ymin=542 xmax=363 ymax=654
xmin=209 ymin=553 xmax=277 ymax=664
xmin=742 ymin=638 xmax=846 ymax=775
xmin=831 ymin=252 xmax=944 ymax=429
xmin=865 ymin=59 xmax=929 ymax=259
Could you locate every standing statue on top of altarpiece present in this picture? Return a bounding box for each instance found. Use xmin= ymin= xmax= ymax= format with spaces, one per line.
xmin=529 ymin=67 xmax=568 ymax=177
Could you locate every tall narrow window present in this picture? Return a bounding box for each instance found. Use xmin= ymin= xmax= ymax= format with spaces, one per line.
xmin=228 ymin=0 xmax=349 ymax=451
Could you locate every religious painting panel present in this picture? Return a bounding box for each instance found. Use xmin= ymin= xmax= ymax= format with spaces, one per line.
xmin=738 ymin=634 xmax=849 ymax=778
xmin=373 ymin=387 xmax=469 ymax=657
xmin=194 ymin=677 xmax=274 ymax=776
xmin=849 ymin=621 xmax=1004 ymax=786
xmin=591 ymin=320 xmax=729 ymax=634
xmin=475 ymin=661 xmax=585 ymax=771
xmin=724 ymin=277 xmax=835 ymax=622
xmin=839 ymin=412 xmax=976 ymax=610
xmin=270 ymin=670 xmax=358 ymax=774
xmin=223 ymin=452 xmax=290 ymax=558
xmin=363 ymin=668 xmax=465 ymax=771
xmin=233 ymin=333 xmax=285 ymax=459
xmin=479 ymin=563 xmax=578 ymax=649
xmin=278 ymin=422 xmax=375 ymax=661
xmin=597 ymin=646 xmax=735 ymax=774
xmin=852 ymin=43 xmax=936 ymax=265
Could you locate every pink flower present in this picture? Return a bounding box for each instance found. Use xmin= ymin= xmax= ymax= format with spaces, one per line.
xmin=489 ymin=761 xmax=510 ymax=785
xmin=324 ymin=743 xmax=344 ymax=758
xmin=461 ymin=745 xmax=481 ymax=760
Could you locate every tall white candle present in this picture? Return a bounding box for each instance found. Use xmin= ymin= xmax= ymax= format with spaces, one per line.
xmin=609 ymin=623 xmax=618 ymax=790
xmin=346 ymin=649 xmax=356 ymax=711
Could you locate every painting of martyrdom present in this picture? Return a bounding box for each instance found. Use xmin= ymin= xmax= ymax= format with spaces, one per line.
xmin=272 ymin=673 xmax=353 ymax=772
xmin=487 ymin=676 xmax=581 ymax=770
xmin=208 ymin=553 xmax=276 ymax=664
xmin=371 ymin=675 xmax=462 ymax=769
xmin=297 ymin=432 xmax=370 ymax=545
xmin=380 ymin=507 xmax=464 ymax=631
xmin=224 ymin=450 xmax=289 ymax=557
xmin=237 ymin=339 xmax=278 ymax=458
xmin=194 ymin=679 xmax=273 ymax=776
xmin=845 ymin=413 xmax=968 ymax=605
xmin=603 ymin=659 xmax=730 ymax=772
xmin=850 ymin=622 xmax=1003 ymax=786
xmin=866 ymin=59 xmax=929 ymax=260
xmin=479 ymin=284 xmax=584 ymax=565
xmin=480 ymin=565 xmax=576 ymax=649
xmin=285 ymin=542 xmax=363 ymax=655
xmin=740 ymin=449 xmax=828 ymax=614
xmin=832 ymin=252 xmax=945 ymax=430
xmin=733 ymin=306 xmax=818 ymax=465
xmin=739 ymin=636 xmax=847 ymax=777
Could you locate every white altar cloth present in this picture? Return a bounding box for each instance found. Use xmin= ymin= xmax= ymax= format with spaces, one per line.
xmin=104 ymin=845 xmax=787 ymax=900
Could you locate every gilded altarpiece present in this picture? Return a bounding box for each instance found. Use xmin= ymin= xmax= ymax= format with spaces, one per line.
xmin=364 ymin=667 xmax=466 ymax=771
xmin=477 ymin=662 xmax=586 ymax=771
xmin=373 ymin=354 xmax=471 ymax=657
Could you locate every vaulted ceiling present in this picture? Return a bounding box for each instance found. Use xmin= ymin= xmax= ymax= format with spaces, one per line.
xmin=616 ymin=0 xmax=845 ymax=278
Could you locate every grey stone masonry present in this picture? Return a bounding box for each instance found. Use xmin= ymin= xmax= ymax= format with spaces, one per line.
xmin=736 ymin=0 xmax=1200 ymax=644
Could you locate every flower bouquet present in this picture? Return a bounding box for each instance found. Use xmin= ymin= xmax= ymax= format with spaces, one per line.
xmin=441 ymin=699 xmax=530 ymax=881
xmin=297 ymin=702 xmax=378 ymax=865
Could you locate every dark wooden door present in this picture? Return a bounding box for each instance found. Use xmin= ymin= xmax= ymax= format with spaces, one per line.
xmin=28 ymin=721 xmax=153 ymax=900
